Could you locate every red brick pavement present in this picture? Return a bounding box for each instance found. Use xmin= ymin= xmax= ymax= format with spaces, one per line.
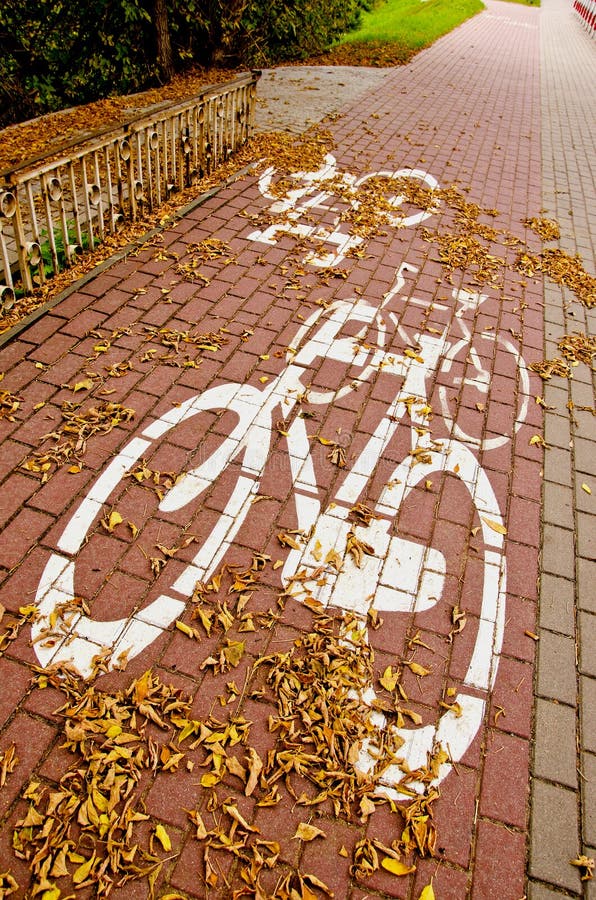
xmin=0 ymin=2 xmax=548 ymax=897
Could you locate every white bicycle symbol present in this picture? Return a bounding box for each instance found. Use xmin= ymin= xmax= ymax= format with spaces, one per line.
xmin=247 ymin=152 xmax=440 ymax=267
xmin=33 ymin=260 xmax=511 ymax=799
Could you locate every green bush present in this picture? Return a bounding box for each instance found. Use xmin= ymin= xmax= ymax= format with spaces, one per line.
xmin=0 ymin=0 xmax=368 ymax=126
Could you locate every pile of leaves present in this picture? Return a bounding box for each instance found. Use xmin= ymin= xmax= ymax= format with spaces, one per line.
xmin=558 ymin=332 xmax=596 ymax=367
xmin=13 ymin=668 xmax=192 ymax=897
xmin=529 ymin=332 xmax=595 ymax=383
xmin=516 ymin=248 xmax=596 ymax=307
xmin=0 ymin=374 xmax=21 ymax=421
xmin=23 ymin=401 xmax=135 ymax=482
xmin=6 ymin=565 xmax=444 ymax=899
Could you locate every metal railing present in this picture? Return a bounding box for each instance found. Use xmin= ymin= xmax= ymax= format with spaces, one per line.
xmin=0 ymin=71 xmax=260 ymax=311
xmin=573 ymin=0 xmax=596 ymax=35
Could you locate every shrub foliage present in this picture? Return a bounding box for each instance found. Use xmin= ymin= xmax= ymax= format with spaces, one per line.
xmin=0 ymin=0 xmax=366 ymax=127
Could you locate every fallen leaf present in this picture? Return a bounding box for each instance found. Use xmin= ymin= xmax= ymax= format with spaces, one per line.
xmin=294 ymin=822 xmax=326 ymax=841
xmin=154 ymin=823 xmax=172 ymax=851
xmin=381 ymin=857 xmax=416 ymax=876
xmin=481 ymin=516 xmax=507 ymax=535
xmin=380 ymin=665 xmax=399 ymax=692
xmin=570 ymin=855 xmax=594 ymax=881
xmin=101 ymin=510 xmax=123 ymax=533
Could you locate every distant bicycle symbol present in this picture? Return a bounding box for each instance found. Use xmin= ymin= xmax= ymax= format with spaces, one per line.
xmin=247 ymin=152 xmax=440 ymax=267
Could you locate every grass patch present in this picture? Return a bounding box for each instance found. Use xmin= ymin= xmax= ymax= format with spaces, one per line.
xmin=315 ymin=0 xmax=484 ymax=65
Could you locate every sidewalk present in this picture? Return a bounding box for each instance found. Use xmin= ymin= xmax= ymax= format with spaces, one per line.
xmin=0 ymin=1 xmax=594 ymax=898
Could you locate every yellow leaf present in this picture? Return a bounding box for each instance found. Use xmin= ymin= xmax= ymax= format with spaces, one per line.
xmin=419 ymin=884 xmax=436 ymax=900
xmin=381 ymin=858 xmax=416 ymax=876
xmin=259 ymin=376 xmax=269 ymax=384
xmin=481 ymin=516 xmax=507 ymax=535
xmin=101 ymin=510 xmax=123 ymax=533
xmin=405 ymin=661 xmax=430 ymax=677
xmin=293 ymin=822 xmax=326 ymax=841
xmin=380 ymin=666 xmax=399 ymax=692
xmin=155 ymin=823 xmax=172 ymax=851
xmin=68 ymin=465 xmax=81 ymax=474
xmin=223 ymin=639 xmax=245 ymax=668
xmin=529 ymin=434 xmax=547 ymax=447
xmin=175 ymin=620 xmax=194 ymax=638
xmin=73 ymin=378 xmax=94 ymax=392
xmin=200 ymin=772 xmax=221 ymax=787
xmin=73 ymin=854 xmax=95 ymax=884
xmin=581 ymin=483 xmax=591 ymax=494
xmin=19 ymin=605 xmax=38 ymax=618
xmin=41 ymin=889 xmax=61 ymax=900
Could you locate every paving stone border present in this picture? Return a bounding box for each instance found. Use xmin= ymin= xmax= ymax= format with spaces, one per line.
xmin=529 ymin=0 xmax=596 ymax=896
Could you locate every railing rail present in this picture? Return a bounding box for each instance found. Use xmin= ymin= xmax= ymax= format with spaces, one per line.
xmin=0 ymin=71 xmax=260 ymax=311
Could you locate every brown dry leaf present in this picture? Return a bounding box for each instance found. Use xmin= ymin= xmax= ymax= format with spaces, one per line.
xmin=245 ymin=747 xmax=263 ymax=797
xmin=351 ymin=839 xmax=379 ymax=878
xmin=327 ymin=443 xmax=347 ymax=467
xmin=293 ymin=822 xmax=326 ymax=842
xmin=481 ymin=516 xmax=507 ymax=536
xmin=404 ymin=661 xmax=431 ymax=677
xmin=448 ymin=604 xmax=467 ymax=643
xmin=346 ymin=529 xmax=375 ymax=567
xmin=570 ymin=855 xmax=594 ymax=881
xmin=0 ymin=743 xmax=19 ymax=788
xmin=0 ymin=872 xmax=18 ymax=896
xmin=277 ymin=531 xmax=303 ymax=551
xmin=0 ymin=378 xmax=22 ymax=422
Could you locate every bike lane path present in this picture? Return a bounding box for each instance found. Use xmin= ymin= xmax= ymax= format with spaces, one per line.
xmin=0 ymin=1 xmax=589 ymax=898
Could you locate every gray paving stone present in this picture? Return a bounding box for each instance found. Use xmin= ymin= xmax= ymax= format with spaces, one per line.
xmin=543 ymin=482 xmax=575 ymax=530
xmin=586 ymin=847 xmax=596 ymax=900
xmin=545 ymin=413 xmax=573 ymax=450
xmin=539 ymin=573 xmax=576 ymax=636
xmin=576 ymin=511 xmax=596 ymax=561
xmin=543 ymin=446 xmax=573 ymax=488
xmin=574 ymin=437 xmax=596 ymax=477
xmin=579 ymin=612 xmax=596 ymax=678
xmin=580 ymin=676 xmax=596 ymax=754
xmin=534 ymin=698 xmax=578 ymax=788
xmin=576 ymin=478 xmax=596 ymax=515
xmin=569 ymin=378 xmax=595 ymax=410
xmin=578 ymin=558 xmax=596 ymax=613
xmin=529 ymin=779 xmax=582 ymax=893
xmin=542 ymin=524 xmax=577 ymax=581
xmin=528 ymin=883 xmax=580 ymax=900
xmin=543 ymin=380 xmax=569 ymax=404
xmin=582 ymin=753 xmax=596 ymax=848
xmin=537 ymin=630 xmax=578 ymax=705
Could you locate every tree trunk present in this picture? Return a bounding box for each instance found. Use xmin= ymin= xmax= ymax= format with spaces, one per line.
xmin=153 ymin=0 xmax=174 ymax=82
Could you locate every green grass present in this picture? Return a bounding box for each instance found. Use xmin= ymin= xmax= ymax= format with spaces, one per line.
xmin=341 ymin=0 xmax=484 ymax=49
